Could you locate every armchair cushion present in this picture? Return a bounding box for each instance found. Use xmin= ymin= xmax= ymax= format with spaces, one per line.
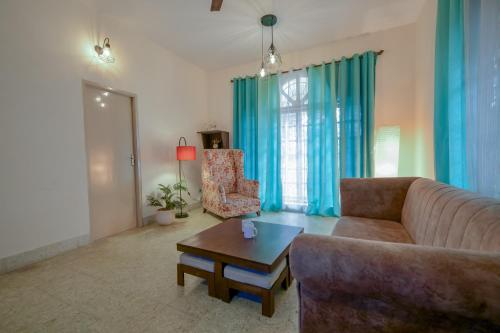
xmin=238 ymin=179 xmax=259 ymax=198
xmin=203 ymin=179 xmax=226 ymax=204
xmin=225 ymin=193 xmax=260 ymax=211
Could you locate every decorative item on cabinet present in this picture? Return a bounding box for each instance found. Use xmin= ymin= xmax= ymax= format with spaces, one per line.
xmin=197 ymin=130 xmax=229 ymax=149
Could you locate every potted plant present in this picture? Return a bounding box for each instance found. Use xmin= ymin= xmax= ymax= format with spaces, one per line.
xmin=146 ymin=182 xmax=188 ymax=225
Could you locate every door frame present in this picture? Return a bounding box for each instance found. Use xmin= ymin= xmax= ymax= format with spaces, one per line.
xmin=81 ymin=80 xmax=144 ymax=232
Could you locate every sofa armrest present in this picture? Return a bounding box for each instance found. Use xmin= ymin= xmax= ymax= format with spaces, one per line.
xmin=340 ymin=177 xmax=418 ymax=221
xmin=202 ymin=179 xmax=226 ymax=204
xmin=239 ymin=179 xmax=259 ymax=198
xmin=290 ymin=234 xmax=500 ymax=324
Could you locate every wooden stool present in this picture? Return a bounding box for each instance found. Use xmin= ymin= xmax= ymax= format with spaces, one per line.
xmin=177 ymin=253 xmax=216 ymax=297
xmin=220 ymin=260 xmax=289 ymax=317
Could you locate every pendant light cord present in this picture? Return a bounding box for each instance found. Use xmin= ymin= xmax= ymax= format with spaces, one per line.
xmin=261 ymin=25 xmax=264 ymax=63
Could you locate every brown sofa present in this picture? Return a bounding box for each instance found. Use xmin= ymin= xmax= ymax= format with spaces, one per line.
xmin=290 ymin=177 xmax=500 ymax=333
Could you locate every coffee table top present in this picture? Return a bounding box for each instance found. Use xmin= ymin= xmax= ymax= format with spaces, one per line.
xmin=177 ymin=219 xmax=304 ymax=273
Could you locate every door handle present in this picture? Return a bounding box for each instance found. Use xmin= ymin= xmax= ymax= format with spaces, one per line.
xmin=129 ymin=154 xmax=135 ymax=167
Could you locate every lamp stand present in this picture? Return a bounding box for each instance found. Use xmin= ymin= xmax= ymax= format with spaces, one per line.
xmin=176 ymin=137 xmax=189 ymax=219
xmin=176 ymin=159 xmax=188 ymax=218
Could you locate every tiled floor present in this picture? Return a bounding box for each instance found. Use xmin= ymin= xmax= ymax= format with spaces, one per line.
xmin=0 ymin=209 xmax=337 ymax=333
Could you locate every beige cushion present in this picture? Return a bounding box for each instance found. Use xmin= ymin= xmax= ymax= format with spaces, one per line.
xmin=179 ymin=253 xmax=214 ymax=272
xmin=224 ymin=260 xmax=286 ymax=289
xmin=332 ymin=216 xmax=414 ymax=244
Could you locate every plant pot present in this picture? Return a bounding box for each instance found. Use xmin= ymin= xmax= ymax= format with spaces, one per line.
xmin=155 ymin=210 xmax=175 ymax=225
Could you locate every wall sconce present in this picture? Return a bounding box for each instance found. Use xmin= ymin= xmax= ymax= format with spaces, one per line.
xmin=94 ymin=37 xmax=115 ymax=63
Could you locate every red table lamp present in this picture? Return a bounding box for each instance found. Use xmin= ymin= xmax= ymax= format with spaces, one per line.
xmin=176 ymin=137 xmax=196 ymax=218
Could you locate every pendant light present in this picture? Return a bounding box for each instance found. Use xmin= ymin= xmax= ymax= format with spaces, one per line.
xmin=261 ymin=14 xmax=282 ymax=72
xmin=259 ymin=25 xmax=267 ymax=78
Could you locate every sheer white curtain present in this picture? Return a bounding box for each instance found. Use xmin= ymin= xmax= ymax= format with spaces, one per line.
xmin=279 ymin=70 xmax=308 ymax=211
xmin=465 ymin=0 xmax=500 ymax=198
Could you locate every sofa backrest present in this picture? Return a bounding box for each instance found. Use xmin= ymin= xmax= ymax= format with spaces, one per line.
xmin=202 ymin=149 xmax=242 ymax=194
xmin=402 ymin=178 xmax=500 ymax=252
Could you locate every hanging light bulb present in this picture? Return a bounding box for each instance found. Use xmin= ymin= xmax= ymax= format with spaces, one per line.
xmin=259 ymin=63 xmax=266 ymax=78
xmin=269 ymin=53 xmax=277 ymax=64
xmin=263 ymin=20 xmax=282 ymax=72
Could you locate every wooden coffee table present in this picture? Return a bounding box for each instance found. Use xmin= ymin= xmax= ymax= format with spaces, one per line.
xmin=176 ymin=219 xmax=303 ymax=316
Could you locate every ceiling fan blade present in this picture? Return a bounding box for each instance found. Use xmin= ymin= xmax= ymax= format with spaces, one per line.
xmin=210 ymin=0 xmax=223 ymax=11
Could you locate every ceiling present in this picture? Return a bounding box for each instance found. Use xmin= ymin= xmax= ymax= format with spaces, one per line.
xmin=91 ymin=0 xmax=425 ymax=71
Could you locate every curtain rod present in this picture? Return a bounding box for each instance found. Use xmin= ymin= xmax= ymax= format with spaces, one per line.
xmin=230 ymin=50 xmax=384 ymax=83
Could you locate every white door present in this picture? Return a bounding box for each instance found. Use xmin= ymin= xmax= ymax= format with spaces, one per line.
xmin=83 ymin=84 xmax=137 ymax=240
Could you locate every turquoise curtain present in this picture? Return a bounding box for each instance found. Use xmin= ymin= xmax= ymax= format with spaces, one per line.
xmin=306 ymin=63 xmax=339 ymax=216
xmin=434 ymin=0 xmax=468 ymax=188
xmin=257 ymin=75 xmax=282 ymax=211
xmin=337 ymin=52 xmax=376 ymax=179
xmin=233 ymin=77 xmax=258 ymax=180
xmin=234 ymin=52 xmax=376 ymax=215
xmin=306 ymin=51 xmax=377 ymax=216
xmin=464 ymin=0 xmax=500 ymax=198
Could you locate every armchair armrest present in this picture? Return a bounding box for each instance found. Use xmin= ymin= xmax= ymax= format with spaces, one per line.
xmin=290 ymin=234 xmax=500 ymax=324
xmin=239 ymin=179 xmax=259 ymax=198
xmin=340 ymin=177 xmax=418 ymax=221
xmin=202 ymin=178 xmax=226 ymax=204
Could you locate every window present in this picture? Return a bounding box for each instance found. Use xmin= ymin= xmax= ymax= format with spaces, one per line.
xmin=374 ymin=126 xmax=401 ymax=177
xmin=279 ymin=70 xmax=308 ymax=210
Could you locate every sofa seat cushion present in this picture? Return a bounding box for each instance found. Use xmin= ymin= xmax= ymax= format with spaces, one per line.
xmin=179 ymin=253 xmax=214 ymax=272
xmin=332 ymin=216 xmax=414 ymax=244
xmin=224 ymin=259 xmax=286 ymax=289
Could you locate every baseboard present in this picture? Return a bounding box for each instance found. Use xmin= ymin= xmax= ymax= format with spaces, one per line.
xmin=142 ymin=214 xmax=156 ymax=226
xmin=1 ymin=203 xmax=204 ymax=274
xmin=187 ymin=201 xmax=202 ymax=211
xmin=0 ymin=234 xmax=90 ymax=274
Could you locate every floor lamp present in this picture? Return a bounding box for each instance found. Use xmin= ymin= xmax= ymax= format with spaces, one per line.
xmin=176 ymin=137 xmax=196 ymax=218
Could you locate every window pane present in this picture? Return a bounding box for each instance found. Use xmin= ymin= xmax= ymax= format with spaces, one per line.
xmin=279 ymin=70 xmax=308 ymax=210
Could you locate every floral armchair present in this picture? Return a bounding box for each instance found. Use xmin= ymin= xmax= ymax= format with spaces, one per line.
xmin=202 ymin=149 xmax=261 ymax=219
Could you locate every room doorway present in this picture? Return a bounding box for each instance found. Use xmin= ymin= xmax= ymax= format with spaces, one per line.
xmin=82 ymin=82 xmax=142 ymax=241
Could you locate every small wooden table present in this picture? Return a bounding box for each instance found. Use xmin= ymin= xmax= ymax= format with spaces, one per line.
xmin=177 ymin=219 xmax=303 ymax=316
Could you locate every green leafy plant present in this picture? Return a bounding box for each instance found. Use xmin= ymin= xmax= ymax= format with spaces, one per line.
xmin=146 ymin=182 xmax=189 ymax=211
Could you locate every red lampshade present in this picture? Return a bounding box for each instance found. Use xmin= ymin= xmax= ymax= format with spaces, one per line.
xmin=176 ymin=146 xmax=196 ymax=161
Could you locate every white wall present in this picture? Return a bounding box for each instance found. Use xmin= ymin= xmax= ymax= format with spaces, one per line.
xmin=415 ymin=0 xmax=437 ymax=178
xmin=0 ymin=0 xmax=208 ymax=259
xmin=207 ymin=24 xmax=417 ymax=176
